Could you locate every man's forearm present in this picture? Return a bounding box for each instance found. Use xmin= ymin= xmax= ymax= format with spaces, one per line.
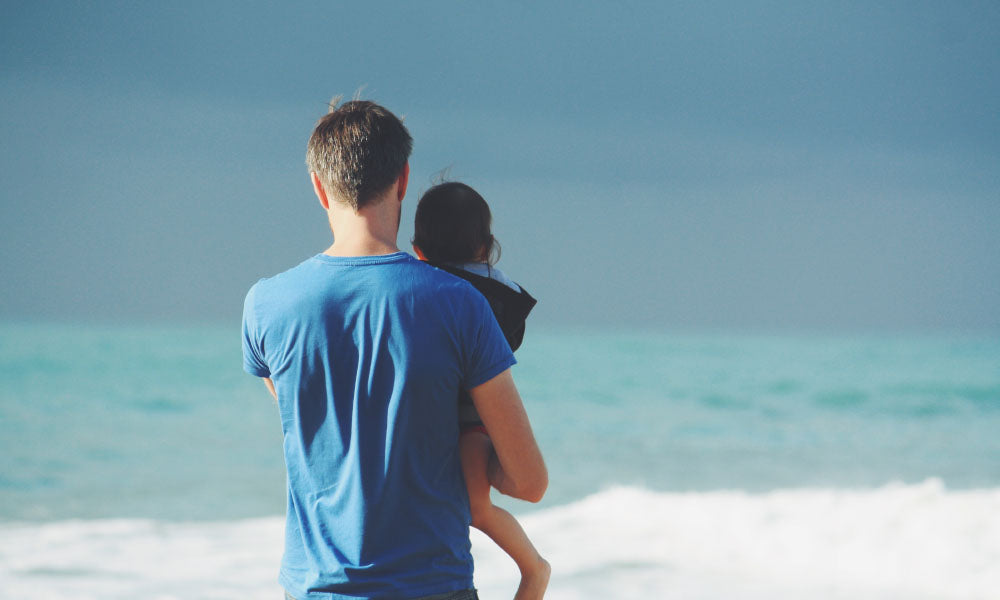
xmin=487 ymin=449 xmax=514 ymax=497
xmin=471 ymin=369 xmax=548 ymax=503
xmin=263 ymin=377 xmax=277 ymax=400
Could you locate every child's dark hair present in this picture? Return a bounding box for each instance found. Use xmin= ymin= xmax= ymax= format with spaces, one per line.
xmin=412 ymin=182 xmax=500 ymax=265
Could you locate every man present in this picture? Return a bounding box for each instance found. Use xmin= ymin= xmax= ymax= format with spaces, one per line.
xmin=242 ymin=99 xmax=547 ymax=600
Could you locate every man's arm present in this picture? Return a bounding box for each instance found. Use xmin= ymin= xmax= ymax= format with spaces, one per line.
xmin=469 ymin=368 xmax=548 ymax=503
xmin=262 ymin=377 xmax=277 ymax=400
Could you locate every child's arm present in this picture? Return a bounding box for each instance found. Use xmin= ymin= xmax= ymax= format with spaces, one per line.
xmin=468 ymin=368 xmax=547 ymax=502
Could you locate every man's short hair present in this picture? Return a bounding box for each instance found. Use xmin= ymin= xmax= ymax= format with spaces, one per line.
xmin=306 ymin=99 xmax=413 ymax=211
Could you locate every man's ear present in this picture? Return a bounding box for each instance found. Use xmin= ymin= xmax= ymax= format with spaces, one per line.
xmin=311 ymin=172 xmax=330 ymax=210
xmin=396 ymin=163 xmax=410 ymax=202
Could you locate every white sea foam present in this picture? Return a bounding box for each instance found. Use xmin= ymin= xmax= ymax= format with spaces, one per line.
xmin=477 ymin=479 xmax=1000 ymax=600
xmin=2 ymin=480 xmax=998 ymax=600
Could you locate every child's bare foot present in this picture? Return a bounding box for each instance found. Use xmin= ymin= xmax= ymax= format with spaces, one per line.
xmin=514 ymin=556 xmax=550 ymax=600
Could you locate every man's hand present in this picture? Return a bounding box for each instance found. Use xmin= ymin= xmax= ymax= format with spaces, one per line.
xmin=469 ymin=369 xmax=547 ymax=503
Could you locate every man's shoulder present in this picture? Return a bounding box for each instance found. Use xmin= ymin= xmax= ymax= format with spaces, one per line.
xmin=248 ymin=254 xmax=320 ymax=290
xmin=248 ymin=253 xmax=476 ymax=299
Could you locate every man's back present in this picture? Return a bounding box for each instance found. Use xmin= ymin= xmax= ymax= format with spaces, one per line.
xmin=242 ymin=252 xmax=515 ymax=598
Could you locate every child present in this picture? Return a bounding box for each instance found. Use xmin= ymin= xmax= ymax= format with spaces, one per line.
xmin=412 ymin=182 xmax=550 ymax=600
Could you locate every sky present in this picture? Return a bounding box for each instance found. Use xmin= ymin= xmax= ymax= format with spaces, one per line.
xmin=2 ymin=1 xmax=998 ymax=332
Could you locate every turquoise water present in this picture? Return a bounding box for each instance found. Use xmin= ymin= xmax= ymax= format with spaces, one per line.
xmin=2 ymin=322 xmax=997 ymax=521
xmin=2 ymin=323 xmax=999 ymax=599
xmin=520 ymin=331 xmax=1000 ymax=500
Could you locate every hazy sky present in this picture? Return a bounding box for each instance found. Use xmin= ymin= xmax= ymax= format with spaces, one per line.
xmin=2 ymin=1 xmax=998 ymax=331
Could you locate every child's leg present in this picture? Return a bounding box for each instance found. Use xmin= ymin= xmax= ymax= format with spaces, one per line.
xmin=460 ymin=430 xmax=550 ymax=600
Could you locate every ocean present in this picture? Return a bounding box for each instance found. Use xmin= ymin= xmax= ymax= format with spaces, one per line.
xmin=1 ymin=322 xmax=998 ymax=599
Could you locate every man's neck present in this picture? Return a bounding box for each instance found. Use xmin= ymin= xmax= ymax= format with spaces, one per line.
xmin=324 ymin=239 xmax=399 ymax=257
xmin=323 ymin=193 xmax=401 ymax=258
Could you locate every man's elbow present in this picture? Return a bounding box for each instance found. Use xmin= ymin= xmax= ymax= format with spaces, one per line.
xmin=520 ymin=467 xmax=548 ymax=503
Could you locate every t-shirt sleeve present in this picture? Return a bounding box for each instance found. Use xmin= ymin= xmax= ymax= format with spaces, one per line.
xmin=242 ymin=284 xmax=271 ymax=378
xmin=463 ymin=291 xmax=517 ymax=389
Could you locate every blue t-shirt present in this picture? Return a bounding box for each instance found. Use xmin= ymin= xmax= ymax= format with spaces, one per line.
xmin=242 ymin=252 xmax=515 ymax=599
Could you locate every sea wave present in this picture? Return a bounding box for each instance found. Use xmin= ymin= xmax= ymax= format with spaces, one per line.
xmin=482 ymin=479 xmax=1000 ymax=599
xmin=2 ymin=480 xmax=997 ymax=600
